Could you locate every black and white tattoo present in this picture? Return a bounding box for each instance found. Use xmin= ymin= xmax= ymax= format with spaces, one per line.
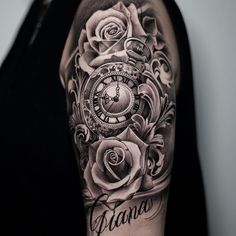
xmin=62 ymin=1 xmax=176 ymax=235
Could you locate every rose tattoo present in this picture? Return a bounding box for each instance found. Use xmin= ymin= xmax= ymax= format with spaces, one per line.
xmin=84 ymin=128 xmax=148 ymax=203
xmin=78 ymin=2 xmax=161 ymax=75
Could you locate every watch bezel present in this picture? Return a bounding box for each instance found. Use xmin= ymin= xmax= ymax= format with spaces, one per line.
xmin=81 ymin=62 xmax=145 ymax=132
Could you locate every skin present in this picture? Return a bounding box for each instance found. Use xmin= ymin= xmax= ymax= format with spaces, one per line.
xmin=60 ymin=0 xmax=180 ymax=235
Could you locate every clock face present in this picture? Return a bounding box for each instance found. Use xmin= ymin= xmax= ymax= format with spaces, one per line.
xmin=81 ymin=62 xmax=144 ymax=135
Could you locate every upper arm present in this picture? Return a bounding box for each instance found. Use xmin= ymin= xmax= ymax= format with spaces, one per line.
xmin=59 ymin=1 xmax=179 ymax=235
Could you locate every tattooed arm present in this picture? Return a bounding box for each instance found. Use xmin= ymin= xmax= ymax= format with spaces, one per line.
xmin=60 ymin=0 xmax=179 ymax=235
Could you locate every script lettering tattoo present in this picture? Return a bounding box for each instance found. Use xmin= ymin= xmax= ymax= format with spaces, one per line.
xmin=89 ymin=195 xmax=162 ymax=236
xmin=63 ymin=1 xmax=176 ymax=235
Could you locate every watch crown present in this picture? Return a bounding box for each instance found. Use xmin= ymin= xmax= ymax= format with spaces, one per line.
xmin=124 ymin=38 xmax=151 ymax=64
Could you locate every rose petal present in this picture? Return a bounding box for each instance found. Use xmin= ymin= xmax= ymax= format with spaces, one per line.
xmin=89 ymin=37 xmax=100 ymax=52
xmin=118 ymin=128 xmax=148 ymax=174
xmin=97 ymin=40 xmax=118 ymax=54
xmin=92 ymin=163 xmax=130 ymax=191
xmin=108 ymin=147 xmax=132 ymax=180
xmin=105 ymin=2 xmax=133 ymax=39
xmin=122 ymin=141 xmax=141 ymax=184
xmin=84 ymin=42 xmax=93 ymax=52
xmin=124 ymin=149 xmax=133 ymax=167
xmin=98 ymin=42 xmax=109 ymax=53
xmin=113 ymin=147 xmax=125 ymax=159
xmin=84 ymin=163 xmax=103 ymax=199
xmin=86 ymin=8 xmax=127 ymax=52
xmin=103 ymin=148 xmax=126 ymax=181
xmin=118 ymin=128 xmax=148 ymax=155
xmin=95 ymin=17 xmax=126 ymax=39
xmin=89 ymin=140 xmax=102 ymax=166
xmin=100 ymin=40 xmax=117 ymax=48
xmin=112 ymin=2 xmax=128 ymax=13
xmin=128 ymin=4 xmax=147 ymax=41
xmin=93 ymin=34 xmax=127 ymax=56
xmin=78 ymin=29 xmax=87 ymax=54
xmin=107 ymin=176 xmax=143 ymax=203
xmin=96 ymin=139 xmax=126 ymax=171
xmin=89 ymin=50 xmax=128 ymax=67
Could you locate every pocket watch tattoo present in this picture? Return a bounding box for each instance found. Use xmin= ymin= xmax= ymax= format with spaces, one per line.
xmin=82 ymin=61 xmax=144 ymax=134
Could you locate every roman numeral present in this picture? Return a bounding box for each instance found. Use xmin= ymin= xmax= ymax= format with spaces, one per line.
xmin=93 ymin=98 xmax=99 ymax=106
xmin=122 ymin=77 xmax=129 ymax=84
xmin=133 ymin=103 xmax=139 ymax=111
xmin=101 ymin=81 xmax=107 ymax=85
xmin=95 ymin=91 xmax=101 ymax=97
xmin=104 ymin=116 xmax=109 ymax=122
xmin=112 ymin=75 xmax=118 ymax=81
xmin=96 ymin=108 xmax=103 ymax=117
xmin=125 ymin=112 xmax=132 ymax=120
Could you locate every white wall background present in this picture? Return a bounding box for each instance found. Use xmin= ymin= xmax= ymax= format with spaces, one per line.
xmin=0 ymin=0 xmax=33 ymax=65
xmin=0 ymin=1 xmax=236 ymax=236
xmin=175 ymin=1 xmax=236 ymax=236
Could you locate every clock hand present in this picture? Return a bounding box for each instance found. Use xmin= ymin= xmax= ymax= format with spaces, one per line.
xmin=105 ymin=101 xmax=115 ymax=116
xmin=100 ymin=92 xmax=113 ymax=104
xmin=113 ymin=81 xmax=120 ymax=102
xmin=117 ymin=80 xmax=120 ymax=97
